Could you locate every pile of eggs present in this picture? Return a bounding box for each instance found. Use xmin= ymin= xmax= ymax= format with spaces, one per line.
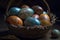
xmin=6 ymin=5 xmax=52 ymax=28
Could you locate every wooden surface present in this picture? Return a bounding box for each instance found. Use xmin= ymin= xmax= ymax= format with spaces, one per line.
xmin=0 ymin=34 xmax=60 ymax=40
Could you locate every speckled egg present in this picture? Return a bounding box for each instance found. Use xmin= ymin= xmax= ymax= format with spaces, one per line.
xmin=32 ymin=5 xmax=43 ymax=15
xmin=24 ymin=17 xmax=41 ymax=26
xmin=8 ymin=7 xmax=21 ymax=16
xmin=6 ymin=16 xmax=23 ymax=26
xmin=39 ymin=14 xmax=50 ymax=21
xmin=19 ymin=8 xmax=34 ymax=19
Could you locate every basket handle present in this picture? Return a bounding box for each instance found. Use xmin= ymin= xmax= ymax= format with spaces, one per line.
xmin=5 ymin=0 xmax=14 ymax=16
xmin=43 ymin=0 xmax=50 ymax=14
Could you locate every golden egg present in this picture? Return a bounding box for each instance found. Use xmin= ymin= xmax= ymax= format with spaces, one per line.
xmin=39 ymin=14 xmax=50 ymax=21
xmin=41 ymin=20 xmax=52 ymax=26
xmin=6 ymin=16 xmax=23 ymax=26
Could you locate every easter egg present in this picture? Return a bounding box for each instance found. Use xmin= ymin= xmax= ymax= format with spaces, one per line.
xmin=6 ymin=16 xmax=23 ymax=26
xmin=39 ymin=14 xmax=50 ymax=21
xmin=21 ymin=5 xmax=29 ymax=8
xmin=52 ymin=29 xmax=60 ymax=36
xmin=32 ymin=14 xmax=39 ymax=19
xmin=19 ymin=8 xmax=34 ymax=19
xmin=43 ymin=11 xmax=47 ymax=14
xmin=40 ymin=20 xmax=52 ymax=26
xmin=32 ymin=5 xmax=43 ymax=15
xmin=24 ymin=17 xmax=41 ymax=26
xmin=9 ymin=7 xmax=21 ymax=16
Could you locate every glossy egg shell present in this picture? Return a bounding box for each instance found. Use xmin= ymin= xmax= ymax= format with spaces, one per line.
xmin=6 ymin=16 xmax=23 ymax=26
xmin=41 ymin=20 xmax=52 ymax=26
xmin=32 ymin=14 xmax=39 ymax=19
xmin=24 ymin=17 xmax=41 ymax=26
xmin=39 ymin=14 xmax=50 ymax=21
xmin=32 ymin=5 xmax=43 ymax=15
xmin=19 ymin=8 xmax=34 ymax=19
xmin=43 ymin=11 xmax=47 ymax=14
xmin=52 ymin=29 xmax=60 ymax=36
xmin=9 ymin=7 xmax=21 ymax=15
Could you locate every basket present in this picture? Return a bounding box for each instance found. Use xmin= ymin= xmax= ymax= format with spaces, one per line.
xmin=5 ymin=0 xmax=56 ymax=39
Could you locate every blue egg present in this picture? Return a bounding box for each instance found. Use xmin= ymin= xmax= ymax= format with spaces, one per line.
xmin=52 ymin=29 xmax=60 ymax=36
xmin=19 ymin=8 xmax=34 ymax=19
xmin=24 ymin=17 xmax=41 ymax=26
xmin=9 ymin=7 xmax=21 ymax=15
xmin=43 ymin=11 xmax=47 ymax=14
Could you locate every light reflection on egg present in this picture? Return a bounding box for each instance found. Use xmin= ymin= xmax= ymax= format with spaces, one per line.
xmin=6 ymin=16 xmax=23 ymax=26
xmin=19 ymin=8 xmax=34 ymax=19
xmin=52 ymin=29 xmax=60 ymax=36
xmin=32 ymin=5 xmax=43 ymax=15
xmin=9 ymin=7 xmax=21 ymax=16
xmin=39 ymin=14 xmax=51 ymax=26
xmin=39 ymin=14 xmax=50 ymax=21
xmin=32 ymin=14 xmax=39 ymax=19
xmin=24 ymin=17 xmax=41 ymax=26
xmin=43 ymin=11 xmax=47 ymax=14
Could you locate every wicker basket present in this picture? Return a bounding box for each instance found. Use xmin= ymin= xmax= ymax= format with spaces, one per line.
xmin=5 ymin=0 xmax=56 ymax=39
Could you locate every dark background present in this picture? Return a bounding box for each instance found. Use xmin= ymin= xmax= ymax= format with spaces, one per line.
xmin=0 ymin=0 xmax=60 ymax=38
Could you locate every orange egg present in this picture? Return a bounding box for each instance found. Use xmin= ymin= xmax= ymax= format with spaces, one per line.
xmin=39 ymin=14 xmax=50 ymax=21
xmin=6 ymin=16 xmax=23 ymax=26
